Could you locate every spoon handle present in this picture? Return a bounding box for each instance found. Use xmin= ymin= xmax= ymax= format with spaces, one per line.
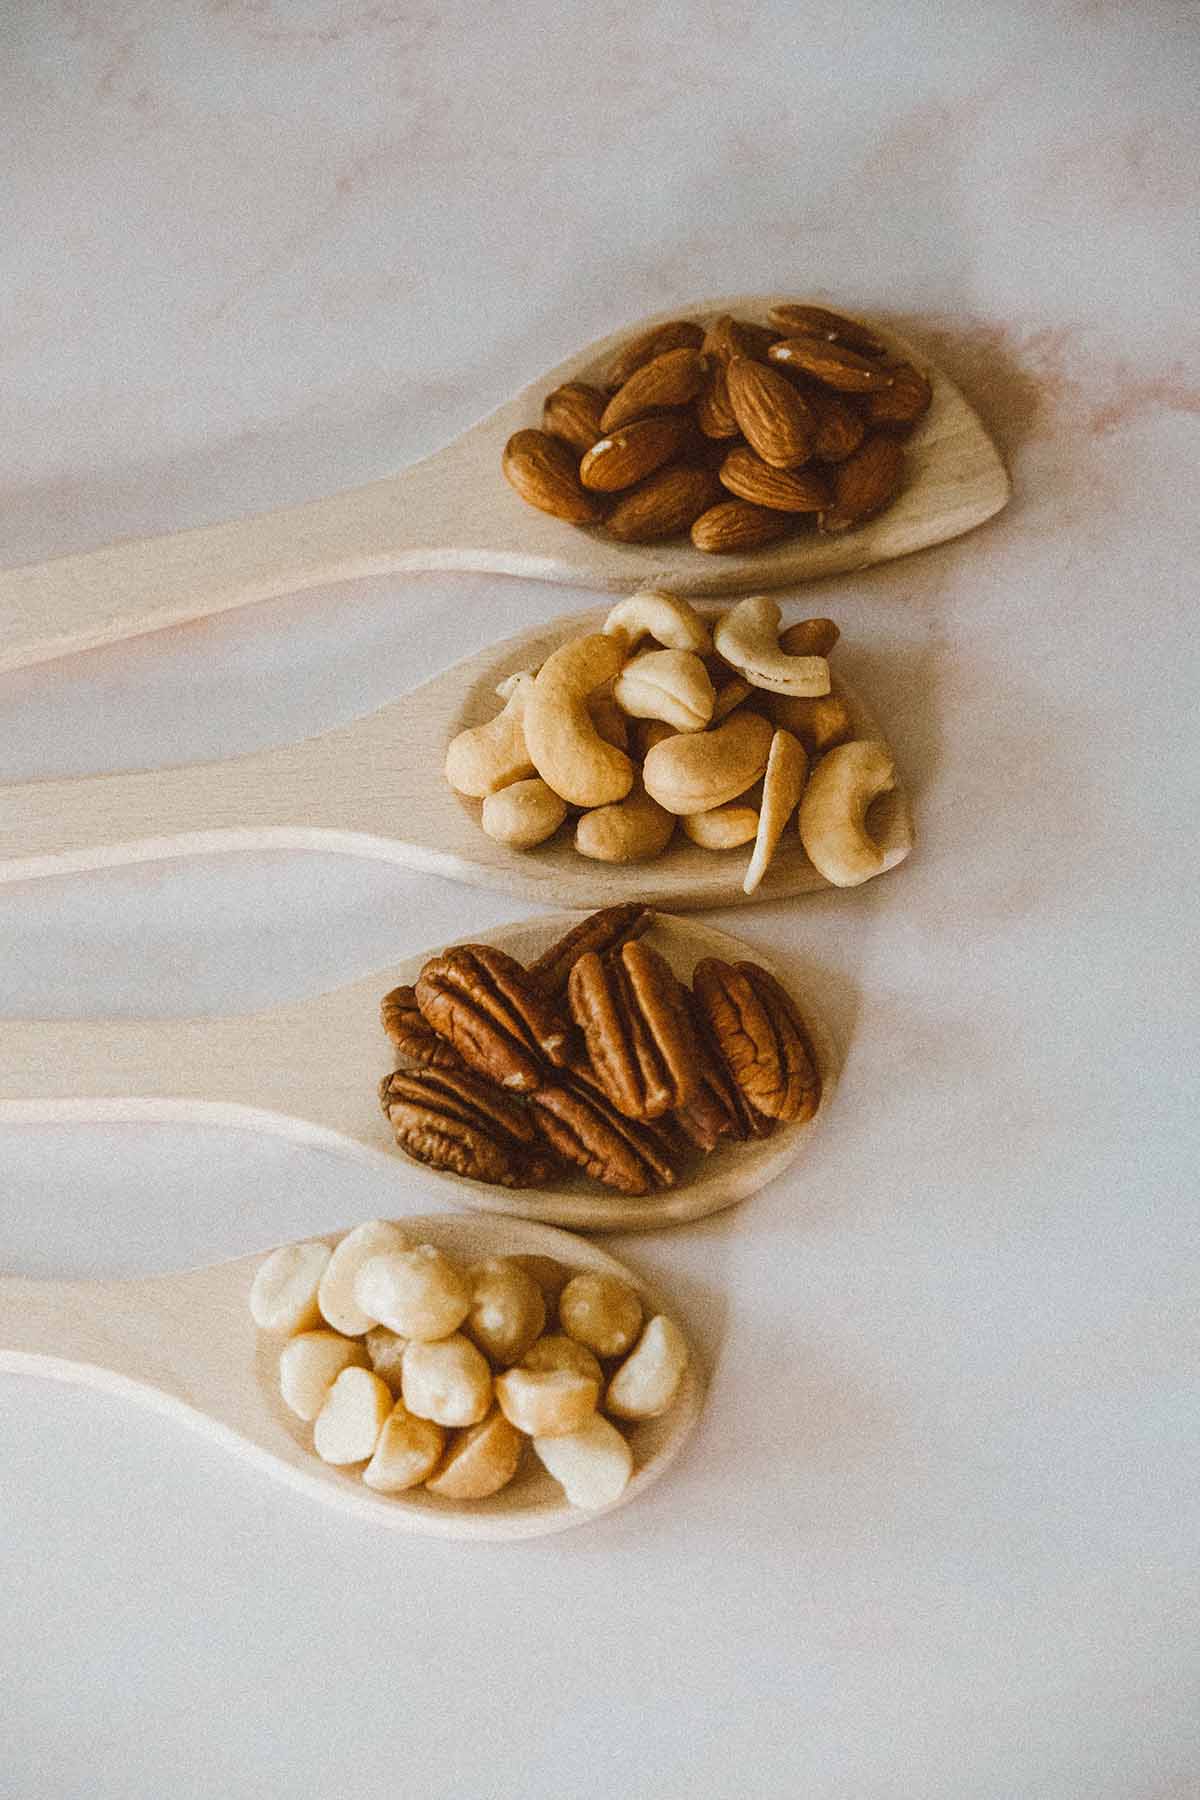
xmin=0 ymin=1274 xmax=156 ymax=1384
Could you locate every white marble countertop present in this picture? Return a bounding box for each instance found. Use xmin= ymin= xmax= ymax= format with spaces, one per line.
xmin=2 ymin=5 xmax=1198 ymax=1797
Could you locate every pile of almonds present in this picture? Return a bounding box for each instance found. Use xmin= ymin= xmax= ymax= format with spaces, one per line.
xmin=503 ymin=303 xmax=931 ymax=552
xmin=250 ymin=1223 xmax=690 ymax=1511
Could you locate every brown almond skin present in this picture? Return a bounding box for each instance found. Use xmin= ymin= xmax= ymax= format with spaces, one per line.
xmin=502 ymin=430 xmax=606 ymax=524
xmin=777 ymin=618 xmax=840 ymax=657
xmin=725 ymin=357 xmax=815 ymax=469
xmin=702 ymin=314 xmax=775 ymax=365
xmin=691 ymin=500 xmax=795 ymax=554
xmin=579 ymin=416 xmax=689 ymax=492
xmin=809 ymin=390 xmax=867 ymax=462
xmin=542 ymin=383 xmax=607 ymax=453
xmin=768 ymin=336 xmax=894 ymax=394
xmin=600 ymin=348 xmax=705 ymax=433
xmin=766 ymin=303 xmax=887 ymax=358
xmin=865 ymin=361 xmax=932 ymax=432
xmin=821 ymin=434 xmax=904 ymax=532
xmin=695 ymin=360 xmax=740 ymax=438
xmin=606 ymin=463 xmax=723 ymax=543
xmin=718 ymin=446 xmax=829 ymax=513
xmin=605 ymin=319 xmax=704 ymax=391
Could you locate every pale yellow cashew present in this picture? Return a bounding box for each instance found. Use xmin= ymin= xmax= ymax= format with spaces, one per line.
xmin=612 ymin=648 xmax=715 ymax=732
xmin=681 ymin=804 xmax=759 ymax=849
xmin=602 ymin=588 xmax=712 ymax=654
xmin=575 ymin=778 xmax=675 ymax=863
xmin=444 ymin=673 xmax=536 ymax=798
xmin=713 ymin=596 xmax=832 ymax=697
xmin=642 ymin=709 xmax=774 ymax=815
xmin=798 ymin=739 xmax=896 ymax=887
xmin=743 ymin=729 xmax=808 ymax=895
xmin=523 ymin=634 xmax=635 ymax=807
xmin=480 ymin=778 xmax=568 ymax=850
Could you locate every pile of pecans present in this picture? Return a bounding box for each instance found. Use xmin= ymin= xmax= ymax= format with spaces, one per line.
xmin=502 ymin=303 xmax=931 ymax=552
xmin=377 ymin=906 xmax=821 ymax=1198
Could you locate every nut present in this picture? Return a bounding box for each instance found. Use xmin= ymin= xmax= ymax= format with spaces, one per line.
xmin=743 ymin=728 xmax=807 ymax=895
xmin=579 ymin=416 xmax=690 ymax=491
xmin=712 ymin=596 xmax=831 ymax=698
xmin=279 ymin=1330 xmax=369 ymax=1421
xmin=600 ymin=346 xmax=705 ymax=432
xmin=690 ymin=499 xmax=794 ymax=553
xmin=542 ymin=381 xmax=607 ymax=452
xmin=379 ymin=1066 xmax=555 ymax=1188
xmin=866 ymin=360 xmax=932 ymax=431
xmin=364 ymin=1325 xmax=409 ymax=1394
xmin=318 ymin=1219 xmax=410 ymax=1337
xmin=726 ymin=355 xmax=815 ymax=468
xmin=710 ymin=674 xmax=752 ymax=722
xmin=695 ymin=358 xmax=740 ymax=438
xmin=768 ymin=691 xmax=854 ymax=757
xmin=463 ymin=1258 xmax=547 ymax=1366
xmin=777 ymin=617 xmax=840 ymax=658
xmin=532 ymin=1413 xmax=633 ymax=1509
xmin=362 ymin=1402 xmax=446 ymax=1493
xmin=354 ymin=1244 xmax=472 ymax=1341
xmin=613 ymin=648 xmax=715 ymax=732
xmin=521 ymin=1335 xmax=604 ymax=1384
xmin=677 ymin=987 xmax=775 ymax=1147
xmin=312 ymin=1366 xmax=393 ymax=1465
xmin=424 ymin=1410 xmax=524 ymax=1500
xmin=567 ymin=941 xmax=700 ymax=1120
xmin=523 ymin=633 xmax=634 ymax=808
xmin=604 ymin=318 xmax=704 ymax=390
xmin=529 ymin=1080 xmax=679 ymax=1195
xmin=605 ymin=462 xmax=723 ymax=542
xmin=401 ymin=1333 xmax=493 ymax=1427
xmin=510 ymin=1256 xmax=573 ymax=1313
xmin=718 ymin=446 xmax=830 ymax=513
xmin=481 ymin=777 xmax=567 ymax=850
xmin=765 ymin=302 xmax=887 ymax=358
xmin=606 ymin=1316 xmax=690 ymax=1419
xmin=494 ymin=1365 xmax=600 ymax=1438
xmin=767 ymin=336 xmax=894 ymax=393
xmin=559 ymin=1272 xmax=643 ymax=1359
xmin=810 ymin=389 xmax=868 ymax=462
xmin=526 ymin=904 xmax=653 ymax=998
xmin=502 ymin=429 xmax=605 ymax=523
xmin=681 ymin=802 xmax=759 ymax=850
xmin=575 ymin=778 xmax=676 ymax=864
xmin=703 ymin=313 xmax=776 ymax=365
xmin=642 ymin=708 xmax=774 ymax=814
xmin=444 ymin=673 xmax=536 ymax=798
xmin=603 ymin=590 xmax=712 ymax=656
xmin=693 ymin=958 xmax=821 ymax=1123
xmin=415 ymin=944 xmax=571 ymax=1091
xmin=821 ymin=434 xmax=905 ymax=532
xmin=797 ymin=738 xmax=897 ymax=886
xmin=380 ymin=984 xmax=464 ymax=1072
xmin=250 ymin=1238 xmax=332 ymax=1334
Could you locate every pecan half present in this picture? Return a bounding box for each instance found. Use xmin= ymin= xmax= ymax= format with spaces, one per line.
xmin=380 ymin=984 xmax=464 ymax=1071
xmin=379 ymin=1067 xmax=556 ymax=1188
xmin=527 ymin=905 xmax=653 ymax=998
xmin=529 ymin=1080 xmax=678 ymax=1195
xmin=672 ymin=989 xmax=773 ymax=1150
xmin=415 ymin=945 xmax=571 ymax=1092
xmin=692 ymin=958 xmax=821 ymax=1124
xmin=568 ymin=940 xmax=700 ymax=1120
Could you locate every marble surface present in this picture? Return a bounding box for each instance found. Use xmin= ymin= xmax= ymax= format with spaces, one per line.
xmin=2 ymin=4 xmax=1198 ymax=1797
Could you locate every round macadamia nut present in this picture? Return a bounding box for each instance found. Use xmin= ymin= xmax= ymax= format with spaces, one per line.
xmin=494 ymin=1366 xmax=600 ymax=1438
xmin=279 ymin=1330 xmax=368 ymax=1421
xmin=354 ymin=1244 xmax=471 ymax=1341
xmin=317 ymin=1220 xmax=409 ymax=1336
xmin=250 ymin=1239 xmax=331 ymax=1334
xmin=363 ymin=1403 xmax=445 ymax=1493
xmin=425 ymin=1410 xmax=524 ymax=1500
xmin=312 ymin=1366 xmax=392 ymax=1465
xmin=520 ymin=1334 xmax=604 ymax=1385
xmin=605 ymin=1315 xmax=690 ymax=1420
xmin=511 ymin=1255 xmax=572 ymax=1316
xmin=464 ymin=1258 xmax=546 ymax=1365
xmin=401 ymin=1334 xmax=493 ymax=1427
xmin=364 ymin=1325 xmax=408 ymax=1394
xmin=559 ymin=1273 xmax=643 ymax=1359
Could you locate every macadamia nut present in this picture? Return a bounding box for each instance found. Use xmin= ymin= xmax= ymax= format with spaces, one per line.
xmin=520 ymin=1334 xmax=604 ymax=1384
xmin=312 ymin=1366 xmax=393 ymax=1465
xmin=353 ymin=1244 xmax=471 ymax=1341
xmin=364 ymin=1325 xmax=409 ymax=1394
xmin=605 ymin=1316 xmax=690 ymax=1420
xmin=511 ymin=1255 xmax=571 ymax=1314
xmin=279 ymin=1330 xmax=369 ymax=1421
xmin=425 ymin=1410 xmax=524 ymax=1500
xmin=559 ymin=1273 xmax=643 ymax=1359
xmin=250 ymin=1239 xmax=331 ymax=1334
xmin=494 ymin=1366 xmax=600 ymax=1438
xmin=463 ymin=1258 xmax=547 ymax=1366
xmin=363 ymin=1403 xmax=445 ymax=1493
xmin=401 ymin=1334 xmax=493 ymax=1427
xmin=533 ymin=1413 xmax=633 ymax=1509
xmin=317 ymin=1219 xmax=410 ymax=1337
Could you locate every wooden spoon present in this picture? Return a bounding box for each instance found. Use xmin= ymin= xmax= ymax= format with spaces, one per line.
xmin=0 ymin=1211 xmax=704 ymax=1540
xmin=0 ymin=603 xmax=912 ymax=909
xmin=0 ymin=297 xmax=1008 ymax=676
xmin=0 ymin=911 xmax=838 ymax=1233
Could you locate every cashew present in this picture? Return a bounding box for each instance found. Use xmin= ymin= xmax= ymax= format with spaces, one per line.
xmin=603 ymin=588 xmax=712 ymax=655
xmin=588 ymin=686 xmax=631 ymax=752
xmin=445 ymin=674 xmax=536 ymax=798
xmin=681 ymin=803 xmax=760 ymax=849
xmin=713 ymin=596 xmax=832 ymax=697
xmin=613 ymin=648 xmax=714 ymax=732
xmin=575 ymin=777 xmax=675 ymax=863
xmin=523 ymin=634 xmax=635 ymax=807
xmin=633 ymin=717 xmax=677 ymax=757
xmin=798 ymin=739 xmax=897 ymax=887
xmin=481 ymin=778 xmax=567 ymax=850
xmin=768 ymin=691 xmax=854 ymax=757
xmin=642 ymin=709 xmax=773 ymax=815
xmin=710 ymin=674 xmax=752 ymax=722
xmin=743 ymin=729 xmax=808 ymax=895
xmin=778 ymin=617 xmax=840 ymax=658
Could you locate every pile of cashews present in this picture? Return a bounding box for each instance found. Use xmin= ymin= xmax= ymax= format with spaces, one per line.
xmin=250 ymin=1222 xmax=690 ymax=1511
xmin=444 ymin=588 xmax=898 ymax=892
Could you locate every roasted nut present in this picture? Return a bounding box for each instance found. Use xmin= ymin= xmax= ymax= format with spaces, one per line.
xmin=529 ymin=1081 xmax=679 ymax=1195
xmin=401 ymin=1334 xmax=493 ymax=1427
xmin=693 ymin=958 xmax=821 ymax=1124
xmin=588 ymin=687 xmax=631 ymax=752
xmin=712 ymin=596 xmax=831 ymax=698
xmin=797 ymin=738 xmax=897 ymax=886
xmin=494 ymin=1366 xmax=600 ymax=1437
xmin=318 ymin=1219 xmax=410 ymax=1337
xmin=380 ymin=1066 xmax=555 ymax=1188
xmin=865 ymin=360 xmax=932 ymax=431
xmin=568 ymin=941 xmax=700 ymax=1120
xmin=673 ymin=986 xmax=773 ymax=1148
xmin=353 ymin=1244 xmax=472 ymax=1342
xmin=642 ymin=709 xmax=774 ymax=814
xmin=579 ymin=416 xmax=690 ymax=492
xmin=703 ymin=313 xmax=776 ymax=365
xmin=634 ymin=717 xmax=678 ymax=756
xmin=415 ymin=945 xmax=571 ymax=1091
xmin=481 ymin=778 xmax=568 ymax=850
xmin=463 ymin=1258 xmax=547 ymax=1366
xmin=520 ymin=1334 xmax=604 ymax=1384
xmin=279 ymin=1330 xmax=369 ymax=1421
xmin=718 ymin=446 xmax=830 ymax=513
xmin=681 ymin=803 xmax=760 ymax=850
xmin=559 ymin=1272 xmax=643 ymax=1359
xmin=380 ymin=984 xmax=464 ymax=1072
xmin=604 ymin=318 xmax=704 ymax=390
xmin=362 ymin=1402 xmax=445 ymax=1492
xmin=695 ymin=357 xmax=740 ymax=438
xmin=526 ymin=905 xmax=653 ymax=998
xmin=710 ymin=674 xmax=752 ymax=723
xmin=726 ymin=355 xmax=815 ymax=468
xmin=444 ymin=673 xmax=536 ymax=798
xmin=613 ymin=649 xmax=715 ymax=733
xmin=606 ymin=1316 xmax=690 ymax=1420
xmin=765 ymin=302 xmax=887 ymax=358
xmin=575 ymin=778 xmax=676 ymax=864
xmin=502 ymin=429 xmax=606 ymax=524
xmin=250 ymin=1239 xmax=332 ymax=1334
xmin=767 ymin=336 xmax=894 ymax=393
xmin=767 ymin=691 xmax=855 ymax=757
xmin=604 ymin=461 xmax=724 ymax=543
xmin=313 ymin=1366 xmax=393 ymax=1465
xmin=542 ymin=381 xmax=607 ymax=452
xmin=810 ymin=388 xmax=868 ymax=462
xmin=600 ymin=346 xmax=705 ymax=432
xmin=364 ymin=1324 xmax=409 ymax=1394
xmin=821 ymin=435 xmax=904 ymax=532
xmin=523 ymin=633 xmax=635 ymax=808
xmin=777 ymin=618 xmax=840 ymax=658
xmin=603 ymin=590 xmax=712 ymax=656
xmin=424 ymin=1409 xmax=524 ymax=1500
xmin=743 ymin=729 xmax=807 ymax=895
xmin=532 ymin=1413 xmax=633 ymax=1509
xmin=691 ymin=499 xmax=794 ymax=553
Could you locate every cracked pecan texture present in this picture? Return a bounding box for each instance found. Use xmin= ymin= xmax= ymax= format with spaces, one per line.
xmin=691 ymin=957 xmax=820 ymax=1123
xmin=567 ymin=940 xmax=700 ymax=1120
xmin=415 ymin=944 xmax=571 ymax=1092
xmin=379 ymin=1066 xmax=556 ymax=1188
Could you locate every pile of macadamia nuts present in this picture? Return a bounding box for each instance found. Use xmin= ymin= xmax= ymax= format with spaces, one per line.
xmin=249 ymin=1222 xmax=690 ymax=1511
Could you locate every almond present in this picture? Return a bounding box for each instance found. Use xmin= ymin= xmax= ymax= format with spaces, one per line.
xmin=690 ymin=499 xmax=796 ymax=554
xmin=718 ymin=446 xmax=829 ymax=513
xmin=726 ymin=357 xmax=815 ymax=469
xmin=820 ymin=434 xmax=904 ymax=532
xmin=600 ymin=348 xmax=705 ymax=432
xmin=765 ymin=303 xmax=887 ymax=359
xmin=542 ymin=383 xmax=607 ymax=453
xmin=579 ymin=416 xmax=690 ymax=492
xmin=702 ymin=314 xmax=775 ymax=366
xmin=604 ymin=319 xmax=704 ymax=391
xmin=503 ymin=430 xmax=607 ymax=524
xmin=767 ymin=336 xmax=894 ymax=394
xmin=865 ymin=361 xmax=932 ymax=432
xmin=695 ymin=359 xmax=740 ymax=438
xmin=810 ymin=390 xmax=867 ymax=463
xmin=606 ymin=463 xmax=723 ymax=543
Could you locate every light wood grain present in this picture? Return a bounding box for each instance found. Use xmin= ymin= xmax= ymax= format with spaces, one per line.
xmin=0 ymin=604 xmax=912 ymax=909
xmin=0 ymin=297 xmax=1009 ymax=675
xmin=0 ymin=1212 xmax=704 ymax=1540
xmin=0 ymin=912 xmax=839 ymax=1232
